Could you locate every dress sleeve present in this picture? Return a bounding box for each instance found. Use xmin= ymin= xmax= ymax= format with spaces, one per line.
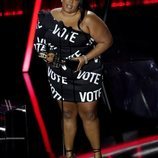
xmin=34 ymin=11 xmax=48 ymax=56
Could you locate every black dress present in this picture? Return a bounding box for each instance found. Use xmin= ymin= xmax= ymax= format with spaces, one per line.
xmin=34 ymin=10 xmax=103 ymax=102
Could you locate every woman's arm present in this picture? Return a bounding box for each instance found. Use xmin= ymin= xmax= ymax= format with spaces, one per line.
xmin=84 ymin=11 xmax=113 ymax=61
xmin=76 ymin=11 xmax=113 ymax=71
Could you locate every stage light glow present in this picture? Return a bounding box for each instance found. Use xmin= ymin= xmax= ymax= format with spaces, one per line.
xmin=144 ymin=0 xmax=158 ymax=5
xmin=0 ymin=10 xmax=23 ymax=17
xmin=111 ymin=1 xmax=132 ymax=8
xmin=22 ymin=0 xmax=42 ymax=72
xmin=0 ymin=127 xmax=6 ymax=132
xmin=23 ymin=73 xmax=55 ymax=158
xmin=136 ymin=147 xmax=143 ymax=158
xmin=77 ymin=135 xmax=158 ymax=158
xmin=111 ymin=0 xmax=158 ymax=8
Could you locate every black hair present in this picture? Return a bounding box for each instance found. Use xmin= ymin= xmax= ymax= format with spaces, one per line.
xmin=78 ymin=0 xmax=90 ymax=30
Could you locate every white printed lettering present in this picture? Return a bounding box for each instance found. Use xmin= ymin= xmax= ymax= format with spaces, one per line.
xmin=77 ymin=71 xmax=101 ymax=85
xmin=66 ymin=50 xmax=81 ymax=59
xmin=79 ymin=88 xmax=102 ymax=102
xmin=69 ymin=32 xmax=78 ymax=43
xmin=53 ymin=24 xmax=60 ymax=34
xmin=34 ymin=37 xmax=47 ymax=52
xmin=52 ymin=24 xmax=79 ymax=43
xmin=49 ymin=84 xmax=63 ymax=100
xmin=48 ymin=66 xmax=67 ymax=84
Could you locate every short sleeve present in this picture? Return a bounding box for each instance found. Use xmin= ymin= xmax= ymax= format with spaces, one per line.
xmin=34 ymin=10 xmax=48 ymax=54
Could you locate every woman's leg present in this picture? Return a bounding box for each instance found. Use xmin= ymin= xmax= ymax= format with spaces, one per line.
xmin=58 ymin=101 xmax=78 ymax=157
xmin=78 ymin=101 xmax=102 ymax=158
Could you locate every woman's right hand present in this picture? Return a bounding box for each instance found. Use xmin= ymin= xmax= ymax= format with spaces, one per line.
xmin=46 ymin=53 xmax=55 ymax=63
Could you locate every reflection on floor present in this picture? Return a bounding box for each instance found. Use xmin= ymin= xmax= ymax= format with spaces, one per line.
xmin=0 ymin=70 xmax=158 ymax=158
xmin=78 ymin=135 xmax=158 ymax=158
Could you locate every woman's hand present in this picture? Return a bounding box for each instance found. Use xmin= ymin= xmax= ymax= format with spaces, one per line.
xmin=73 ymin=55 xmax=88 ymax=72
xmin=38 ymin=52 xmax=55 ymax=63
xmin=46 ymin=53 xmax=55 ymax=63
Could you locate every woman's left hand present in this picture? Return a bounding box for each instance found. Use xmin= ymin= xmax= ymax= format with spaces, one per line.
xmin=73 ymin=55 xmax=86 ymax=72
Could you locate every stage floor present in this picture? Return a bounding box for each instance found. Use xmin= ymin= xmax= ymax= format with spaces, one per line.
xmin=0 ymin=70 xmax=158 ymax=158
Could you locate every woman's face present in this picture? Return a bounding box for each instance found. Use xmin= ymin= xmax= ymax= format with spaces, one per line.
xmin=61 ymin=0 xmax=80 ymax=14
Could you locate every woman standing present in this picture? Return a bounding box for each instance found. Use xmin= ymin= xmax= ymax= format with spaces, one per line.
xmin=34 ymin=0 xmax=113 ymax=157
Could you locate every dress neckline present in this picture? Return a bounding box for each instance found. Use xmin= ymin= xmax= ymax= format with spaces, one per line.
xmin=48 ymin=11 xmax=90 ymax=35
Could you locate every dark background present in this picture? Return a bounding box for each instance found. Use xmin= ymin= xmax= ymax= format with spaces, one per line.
xmin=1 ymin=0 xmax=158 ymax=157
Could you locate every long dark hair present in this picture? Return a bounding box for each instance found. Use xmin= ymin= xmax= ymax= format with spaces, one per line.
xmin=78 ymin=0 xmax=90 ymax=30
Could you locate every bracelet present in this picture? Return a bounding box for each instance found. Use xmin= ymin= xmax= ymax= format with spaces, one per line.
xmin=82 ymin=55 xmax=88 ymax=64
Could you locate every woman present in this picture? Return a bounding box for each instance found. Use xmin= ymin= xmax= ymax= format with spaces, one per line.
xmin=34 ymin=0 xmax=113 ymax=157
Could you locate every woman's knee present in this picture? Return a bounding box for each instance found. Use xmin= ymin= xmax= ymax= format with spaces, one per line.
xmin=63 ymin=110 xmax=76 ymax=119
xmin=58 ymin=101 xmax=78 ymax=119
xmin=80 ymin=110 xmax=98 ymax=121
